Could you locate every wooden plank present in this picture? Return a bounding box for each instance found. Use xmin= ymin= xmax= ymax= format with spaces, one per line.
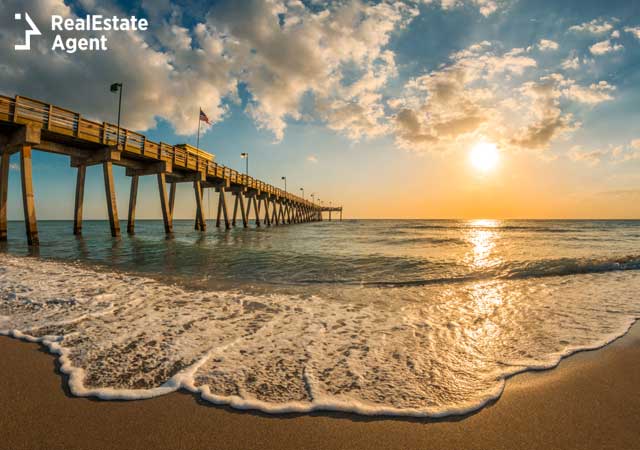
xmin=103 ymin=161 xmax=120 ymax=237
xmin=0 ymin=150 xmax=9 ymax=240
xmin=73 ymin=165 xmax=86 ymax=235
xmin=157 ymin=173 xmax=173 ymax=234
xmin=20 ymin=146 xmax=39 ymax=246
xmin=127 ymin=175 xmax=138 ymax=235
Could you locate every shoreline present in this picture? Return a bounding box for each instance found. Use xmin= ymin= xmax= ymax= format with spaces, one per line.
xmin=1 ymin=324 xmax=638 ymax=449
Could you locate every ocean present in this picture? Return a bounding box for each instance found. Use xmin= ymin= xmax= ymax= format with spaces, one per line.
xmin=1 ymin=219 xmax=639 ymax=417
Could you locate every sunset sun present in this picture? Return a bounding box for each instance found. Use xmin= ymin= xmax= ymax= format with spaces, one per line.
xmin=469 ymin=142 xmax=499 ymax=172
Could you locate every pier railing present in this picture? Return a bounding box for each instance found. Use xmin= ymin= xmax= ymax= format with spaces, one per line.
xmin=0 ymin=94 xmax=309 ymax=206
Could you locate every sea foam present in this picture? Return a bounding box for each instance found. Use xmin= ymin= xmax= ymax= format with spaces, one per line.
xmin=1 ymin=253 xmax=638 ymax=417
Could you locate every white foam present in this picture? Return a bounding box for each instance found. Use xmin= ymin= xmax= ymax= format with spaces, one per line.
xmin=1 ymin=254 xmax=639 ymax=417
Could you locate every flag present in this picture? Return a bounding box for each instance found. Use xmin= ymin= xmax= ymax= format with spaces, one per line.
xmin=199 ymin=108 xmax=211 ymax=125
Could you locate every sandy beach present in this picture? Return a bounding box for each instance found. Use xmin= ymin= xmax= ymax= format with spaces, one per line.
xmin=0 ymin=322 xmax=638 ymax=450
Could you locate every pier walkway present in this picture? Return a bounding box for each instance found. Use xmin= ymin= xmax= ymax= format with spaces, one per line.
xmin=0 ymin=95 xmax=342 ymax=246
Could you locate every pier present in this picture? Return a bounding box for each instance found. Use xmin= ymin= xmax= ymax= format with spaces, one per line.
xmin=0 ymin=95 xmax=342 ymax=246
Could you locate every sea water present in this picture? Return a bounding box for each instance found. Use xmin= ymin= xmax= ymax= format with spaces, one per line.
xmin=1 ymin=219 xmax=639 ymax=416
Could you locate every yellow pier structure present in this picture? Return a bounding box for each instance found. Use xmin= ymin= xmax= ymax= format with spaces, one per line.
xmin=0 ymin=95 xmax=341 ymax=246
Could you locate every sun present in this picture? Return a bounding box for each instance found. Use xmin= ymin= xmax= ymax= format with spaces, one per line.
xmin=469 ymin=142 xmax=499 ymax=172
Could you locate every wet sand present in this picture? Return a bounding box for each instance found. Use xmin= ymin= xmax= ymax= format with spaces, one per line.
xmin=1 ymin=323 xmax=639 ymax=450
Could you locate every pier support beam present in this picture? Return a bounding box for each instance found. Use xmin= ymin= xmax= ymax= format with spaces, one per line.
xmin=194 ymin=181 xmax=206 ymax=231
xmin=73 ymin=165 xmax=86 ymax=235
xmin=127 ymin=175 xmax=138 ymax=235
xmin=237 ymin=192 xmax=248 ymax=228
xmin=0 ymin=150 xmax=9 ymax=241
xmin=103 ymin=161 xmax=120 ymax=237
xmin=216 ymin=187 xmax=230 ymax=230
xmin=252 ymin=196 xmax=261 ymax=227
xmin=157 ymin=173 xmax=173 ymax=234
xmin=262 ymin=196 xmax=271 ymax=226
xmin=169 ymin=182 xmax=176 ymax=219
xmin=20 ymin=146 xmax=39 ymax=246
xmin=245 ymin=193 xmax=254 ymax=227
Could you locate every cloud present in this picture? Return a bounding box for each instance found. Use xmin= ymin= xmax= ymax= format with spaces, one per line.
xmin=624 ymin=26 xmax=640 ymax=40
xmin=0 ymin=0 xmax=417 ymax=142
xmin=561 ymin=55 xmax=580 ymax=70
xmin=569 ymin=19 xmax=614 ymax=34
xmin=538 ymin=39 xmax=559 ymax=51
xmin=568 ymin=145 xmax=608 ymax=166
xmin=589 ymin=40 xmax=623 ymax=55
xmin=390 ymin=43 xmax=540 ymax=152
xmin=563 ymin=80 xmax=615 ymax=104
xmin=423 ymin=0 xmax=503 ymax=17
xmin=0 ymin=0 xmax=235 ymax=135
xmin=9 ymin=163 xmax=19 ymax=171
xmin=307 ymin=155 xmax=318 ymax=163
xmin=569 ymin=139 xmax=640 ymax=165
xmin=205 ymin=0 xmax=417 ymax=141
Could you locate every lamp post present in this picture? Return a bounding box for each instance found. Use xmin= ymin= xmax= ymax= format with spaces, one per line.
xmin=281 ymin=176 xmax=287 ymax=194
xmin=110 ymin=82 xmax=123 ymax=148
xmin=311 ymin=193 xmax=315 ymax=203
xmin=300 ymin=187 xmax=304 ymax=199
xmin=240 ymin=152 xmax=249 ymax=177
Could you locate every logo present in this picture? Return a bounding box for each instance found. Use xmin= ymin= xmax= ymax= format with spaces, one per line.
xmin=14 ymin=13 xmax=42 ymax=51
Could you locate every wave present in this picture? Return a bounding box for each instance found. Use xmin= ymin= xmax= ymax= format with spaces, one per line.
xmin=1 ymin=254 xmax=639 ymax=418
xmin=358 ymin=255 xmax=640 ymax=287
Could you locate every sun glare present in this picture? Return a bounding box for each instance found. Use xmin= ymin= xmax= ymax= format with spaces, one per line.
xmin=469 ymin=142 xmax=499 ymax=172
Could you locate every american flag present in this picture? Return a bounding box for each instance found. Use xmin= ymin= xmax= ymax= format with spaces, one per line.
xmin=199 ymin=108 xmax=211 ymax=125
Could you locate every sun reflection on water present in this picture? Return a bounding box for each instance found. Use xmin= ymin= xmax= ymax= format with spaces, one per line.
xmin=464 ymin=219 xmax=503 ymax=270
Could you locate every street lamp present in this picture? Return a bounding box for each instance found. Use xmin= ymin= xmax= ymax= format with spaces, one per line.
xmin=240 ymin=152 xmax=249 ymax=177
xmin=281 ymin=176 xmax=287 ymax=193
xmin=110 ymin=82 xmax=123 ymax=148
xmin=310 ymin=193 xmax=315 ymax=203
xmin=300 ymin=187 xmax=305 ymax=199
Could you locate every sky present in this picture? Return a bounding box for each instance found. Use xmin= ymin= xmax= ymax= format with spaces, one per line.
xmin=1 ymin=0 xmax=639 ymax=219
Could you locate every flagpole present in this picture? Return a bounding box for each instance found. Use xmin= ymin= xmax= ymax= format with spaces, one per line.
xmin=196 ymin=108 xmax=201 ymax=149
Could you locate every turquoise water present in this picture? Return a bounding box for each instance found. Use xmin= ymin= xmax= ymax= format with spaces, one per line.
xmin=1 ymin=219 xmax=639 ymax=416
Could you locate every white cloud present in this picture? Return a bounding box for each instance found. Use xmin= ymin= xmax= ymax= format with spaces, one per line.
xmin=589 ymin=40 xmax=623 ymax=55
xmin=624 ymin=26 xmax=640 ymax=39
xmin=538 ymin=39 xmax=559 ymax=51
xmin=561 ymin=55 xmax=580 ymax=70
xmin=568 ymin=145 xmax=608 ymax=166
xmin=205 ymin=0 xmax=417 ymax=140
xmin=562 ymin=80 xmax=616 ymax=104
xmin=569 ymin=19 xmax=614 ymax=34
xmin=307 ymin=155 xmax=318 ymax=163
xmin=423 ymin=0 xmax=503 ymax=17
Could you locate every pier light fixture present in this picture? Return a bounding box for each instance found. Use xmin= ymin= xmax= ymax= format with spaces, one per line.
xmin=109 ymin=82 xmax=123 ymax=149
xmin=281 ymin=176 xmax=287 ymax=193
xmin=240 ymin=152 xmax=249 ymax=177
xmin=300 ymin=187 xmax=305 ymax=199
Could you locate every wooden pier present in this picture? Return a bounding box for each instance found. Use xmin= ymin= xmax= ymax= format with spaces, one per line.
xmin=0 ymin=95 xmax=342 ymax=246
